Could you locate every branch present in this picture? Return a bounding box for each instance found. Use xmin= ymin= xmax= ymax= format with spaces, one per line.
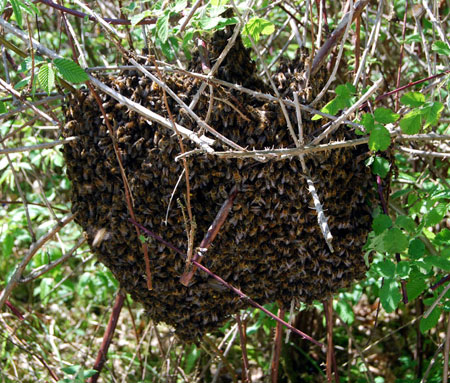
xmin=0 ymin=137 xmax=78 ymax=155
xmin=0 ymin=214 xmax=75 ymax=310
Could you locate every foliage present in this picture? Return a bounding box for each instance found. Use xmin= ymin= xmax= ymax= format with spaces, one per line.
xmin=0 ymin=0 xmax=449 ymax=382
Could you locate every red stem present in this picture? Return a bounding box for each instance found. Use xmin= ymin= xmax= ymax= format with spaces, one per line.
xmin=134 ymin=221 xmax=325 ymax=349
xmin=395 ymin=0 xmax=409 ymax=111
xmin=271 ymin=306 xmax=284 ymax=383
xmin=236 ymin=314 xmax=251 ymax=383
xmin=89 ymin=292 xmax=125 ymax=383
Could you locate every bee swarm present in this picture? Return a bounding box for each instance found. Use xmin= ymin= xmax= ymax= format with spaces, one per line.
xmin=63 ymin=28 xmax=380 ymax=340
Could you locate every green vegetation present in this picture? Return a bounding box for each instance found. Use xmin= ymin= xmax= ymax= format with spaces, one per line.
xmin=0 ymin=0 xmax=449 ymax=382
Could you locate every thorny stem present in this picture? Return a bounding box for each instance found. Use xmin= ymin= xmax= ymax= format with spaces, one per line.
xmin=88 ymin=291 xmax=125 ymax=383
xmin=202 ymin=336 xmax=238 ymax=383
xmin=431 ymin=274 xmax=450 ymax=291
xmin=236 ymin=314 xmax=251 ymax=383
xmin=180 ymin=186 xmax=239 ymax=286
xmin=134 ymin=220 xmax=325 ymax=349
xmin=4 ymin=300 xmax=24 ymax=320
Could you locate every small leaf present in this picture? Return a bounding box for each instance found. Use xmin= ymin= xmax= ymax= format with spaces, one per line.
xmin=395 ymin=215 xmax=416 ymax=233
xmin=374 ymin=107 xmax=400 ymax=124
xmin=372 ymin=156 xmax=390 ymax=178
xmin=242 ymin=17 xmax=275 ymax=42
xmin=399 ymin=109 xmax=422 ymax=134
xmin=334 ymin=300 xmax=354 ymax=324
xmin=432 ymin=41 xmax=450 ymax=56
xmin=409 ymin=238 xmax=425 ymax=259
xmin=420 ymin=306 xmax=441 ymax=333
xmin=53 ymin=58 xmax=88 ymax=83
xmin=156 ymin=10 xmax=170 ymax=43
xmin=380 ymin=278 xmax=401 ymax=313
xmin=38 ymin=64 xmax=55 ymax=95
xmin=377 ymin=260 xmax=396 ymax=278
xmin=400 ymin=92 xmax=425 ymax=107
xmin=435 ymin=229 xmax=450 ymax=246
xmin=360 ymin=113 xmax=375 ymax=131
xmin=369 ymin=124 xmax=391 ymax=151
xmin=62 ymin=365 xmax=81 ymax=375
xmin=2 ymin=233 xmax=14 ymax=257
xmin=383 ymin=228 xmax=408 ymax=253
xmin=406 ymin=271 xmax=427 ymax=300
xmin=423 ymin=101 xmax=444 ymax=128
xmin=425 ymin=204 xmax=448 ymax=226
xmin=372 ymin=214 xmax=392 ymax=235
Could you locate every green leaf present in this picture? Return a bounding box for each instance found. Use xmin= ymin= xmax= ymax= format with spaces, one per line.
xmin=242 ymin=17 xmax=275 ymax=42
xmin=395 ymin=215 xmax=416 ymax=233
xmin=156 ymin=10 xmax=170 ymax=43
xmin=435 ymin=229 xmax=450 ymax=246
xmin=383 ymin=228 xmax=408 ymax=253
xmin=372 ymin=156 xmax=390 ymax=178
xmin=372 ymin=214 xmax=392 ymax=235
xmin=360 ymin=113 xmax=375 ymax=131
xmin=38 ymin=64 xmax=55 ymax=95
xmin=423 ymin=256 xmax=450 ymax=271
xmin=404 ymin=34 xmax=421 ymax=43
xmin=2 ymin=233 xmax=14 ymax=257
xmin=400 ymin=92 xmax=425 ymax=107
xmin=130 ymin=10 xmax=153 ymax=26
xmin=53 ymin=58 xmax=88 ymax=83
xmin=380 ymin=278 xmax=401 ymax=313
xmin=432 ymin=41 xmax=450 ymax=56
xmin=334 ymin=299 xmax=354 ymax=324
xmin=83 ymin=370 xmax=98 ymax=379
xmin=406 ymin=271 xmax=427 ymax=300
xmin=423 ymin=102 xmax=444 ymax=128
xmin=377 ymin=260 xmax=396 ymax=278
xmin=425 ymin=204 xmax=448 ymax=226
xmin=397 ymin=261 xmax=410 ymax=278
xmin=399 ymin=109 xmax=422 ymax=134
xmin=409 ymin=238 xmax=425 ymax=259
xmin=369 ymin=124 xmax=391 ymax=151
xmin=374 ymin=107 xmax=400 ymax=124
xmin=10 ymin=0 xmax=23 ymax=28
xmin=62 ymin=365 xmax=81 ymax=375
xmin=420 ymin=306 xmax=441 ymax=333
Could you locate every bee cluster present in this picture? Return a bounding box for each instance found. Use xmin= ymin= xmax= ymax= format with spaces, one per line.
xmin=63 ymin=27 xmax=380 ymax=340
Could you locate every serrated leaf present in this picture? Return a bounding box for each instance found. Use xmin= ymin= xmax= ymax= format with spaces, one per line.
xmin=369 ymin=124 xmax=391 ymax=151
xmin=38 ymin=64 xmax=55 ymax=95
xmin=395 ymin=215 xmax=416 ymax=233
xmin=156 ymin=11 xmax=170 ymax=43
xmin=432 ymin=41 xmax=450 ymax=56
xmin=372 ymin=156 xmax=390 ymax=178
xmin=406 ymin=271 xmax=427 ymax=300
xmin=10 ymin=0 xmax=22 ymax=28
xmin=380 ymin=278 xmax=401 ymax=313
xmin=334 ymin=299 xmax=354 ymax=324
xmin=435 ymin=229 xmax=450 ymax=246
xmin=391 ymin=188 xmax=412 ymax=200
xmin=423 ymin=256 xmax=450 ymax=271
xmin=198 ymin=16 xmax=225 ymax=30
xmin=400 ymin=92 xmax=425 ymax=107
xmin=373 ymin=214 xmax=392 ymax=235
xmin=53 ymin=58 xmax=88 ymax=83
xmin=374 ymin=107 xmax=400 ymax=124
xmin=399 ymin=109 xmax=422 ymax=134
xmin=425 ymin=204 xmax=448 ymax=226
xmin=423 ymin=101 xmax=444 ymax=128
xmin=377 ymin=260 xmax=396 ymax=278
xmin=360 ymin=113 xmax=375 ymax=131
xmin=242 ymin=17 xmax=275 ymax=42
xmin=383 ymin=228 xmax=408 ymax=253
xmin=420 ymin=306 xmax=441 ymax=333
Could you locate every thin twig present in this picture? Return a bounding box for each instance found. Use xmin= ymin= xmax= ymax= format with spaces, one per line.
xmin=423 ymin=282 xmax=450 ymax=319
xmin=0 ymin=137 xmax=78 ymax=155
xmin=18 ymin=237 xmax=86 ymax=283
xmin=236 ymin=313 xmax=251 ymax=383
xmin=399 ymin=146 xmax=450 ymax=158
xmin=444 ymin=312 xmax=450 ymax=383
xmin=0 ymin=214 xmax=75 ymax=310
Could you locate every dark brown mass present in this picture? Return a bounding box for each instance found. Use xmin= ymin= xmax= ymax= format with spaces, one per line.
xmin=62 ymin=27 xmax=379 ymax=340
